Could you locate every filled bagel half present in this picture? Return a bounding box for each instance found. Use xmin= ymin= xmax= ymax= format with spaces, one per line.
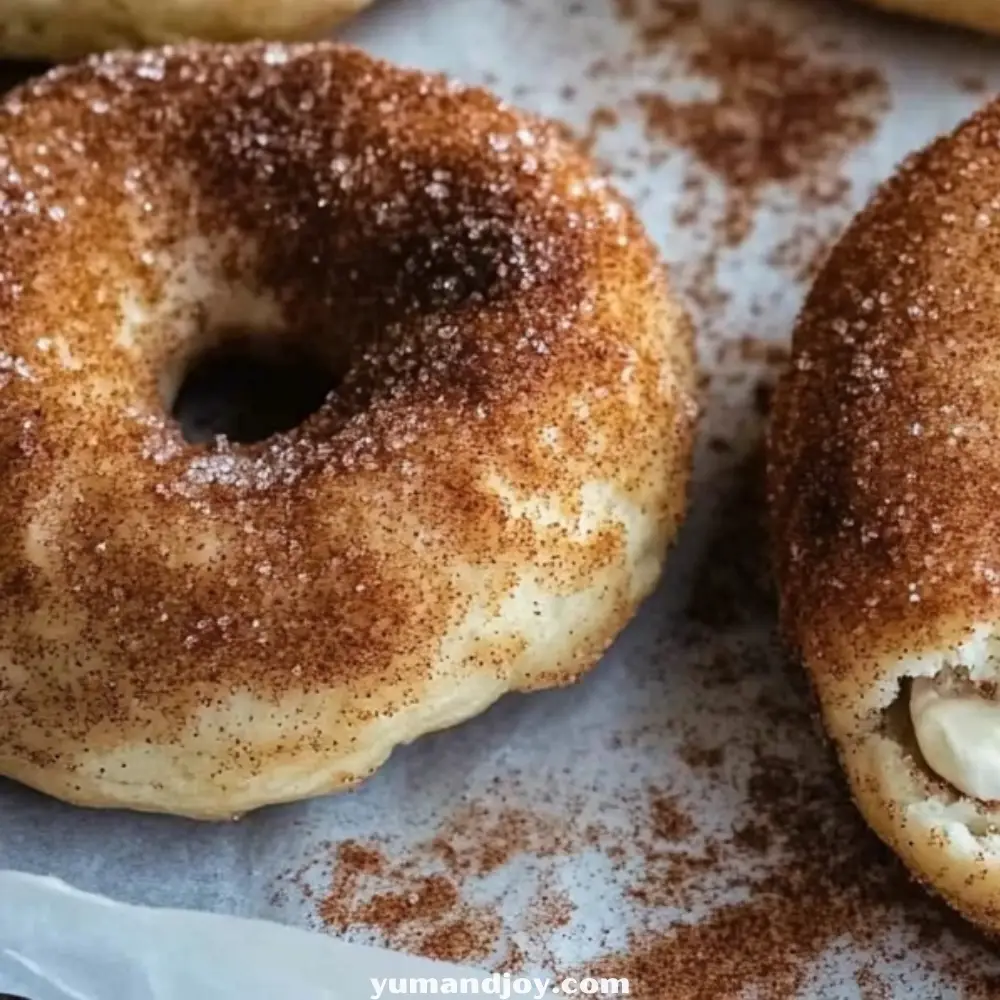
xmin=769 ymin=97 xmax=1000 ymax=933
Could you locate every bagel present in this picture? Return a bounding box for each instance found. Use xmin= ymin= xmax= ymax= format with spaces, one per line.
xmin=853 ymin=0 xmax=1000 ymax=38
xmin=0 ymin=0 xmax=370 ymax=61
xmin=769 ymin=97 xmax=1000 ymax=933
xmin=0 ymin=43 xmax=696 ymax=820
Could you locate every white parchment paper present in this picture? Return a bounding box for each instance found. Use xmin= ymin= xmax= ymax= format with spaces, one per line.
xmin=0 ymin=873 xmax=504 ymax=1000
xmin=4 ymin=0 xmax=1000 ymax=996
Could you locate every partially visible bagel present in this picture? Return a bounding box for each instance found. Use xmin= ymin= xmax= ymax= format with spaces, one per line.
xmin=769 ymin=97 xmax=1000 ymax=934
xmin=854 ymin=0 xmax=1000 ymax=38
xmin=0 ymin=0 xmax=371 ymax=61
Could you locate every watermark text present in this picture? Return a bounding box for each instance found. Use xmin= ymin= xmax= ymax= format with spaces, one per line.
xmin=370 ymin=973 xmax=629 ymax=999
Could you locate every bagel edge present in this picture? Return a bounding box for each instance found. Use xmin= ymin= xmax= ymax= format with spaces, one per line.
xmin=852 ymin=0 xmax=1000 ymax=39
xmin=0 ymin=0 xmax=371 ymax=61
xmin=769 ymin=97 xmax=1000 ymax=933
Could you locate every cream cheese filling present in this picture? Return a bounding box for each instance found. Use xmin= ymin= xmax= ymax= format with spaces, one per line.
xmin=911 ymin=675 xmax=1000 ymax=801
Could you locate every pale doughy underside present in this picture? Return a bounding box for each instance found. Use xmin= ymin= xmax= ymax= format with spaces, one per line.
xmin=0 ymin=0 xmax=370 ymax=60
xmin=855 ymin=0 xmax=1000 ymax=38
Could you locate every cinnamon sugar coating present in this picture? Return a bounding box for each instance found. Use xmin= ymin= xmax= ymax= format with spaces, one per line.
xmin=0 ymin=43 xmax=695 ymax=818
xmin=769 ymin=97 xmax=1000 ymax=933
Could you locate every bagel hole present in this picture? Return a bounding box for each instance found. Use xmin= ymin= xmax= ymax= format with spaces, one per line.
xmin=171 ymin=334 xmax=340 ymax=445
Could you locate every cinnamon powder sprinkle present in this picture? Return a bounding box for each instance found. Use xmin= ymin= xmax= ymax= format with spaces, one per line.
xmin=855 ymin=966 xmax=893 ymax=1000
xmin=616 ymin=0 xmax=887 ymax=238
xmin=282 ymin=444 xmax=1000 ymax=990
xmin=649 ymin=792 xmax=696 ymax=842
xmin=578 ymin=0 xmax=890 ymax=344
xmin=420 ymin=918 xmax=504 ymax=965
xmin=314 ymin=840 xmax=387 ymax=930
xmin=281 ymin=446 xmax=1000 ymax=993
xmin=633 ymin=25 xmax=884 ymax=245
xmin=357 ymin=874 xmax=459 ymax=934
xmin=580 ymin=745 xmax=1000 ymax=999
xmin=288 ymin=805 xmax=586 ymax=966
xmin=309 ymin=838 xmax=502 ymax=965
xmin=572 ymin=450 xmax=1000 ymax=998
xmin=427 ymin=801 xmax=577 ymax=877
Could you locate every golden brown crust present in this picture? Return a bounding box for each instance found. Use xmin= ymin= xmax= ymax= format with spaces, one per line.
xmin=0 ymin=0 xmax=370 ymax=60
xmin=0 ymin=43 xmax=696 ymax=819
xmin=853 ymin=0 xmax=1000 ymax=39
xmin=769 ymin=96 xmax=1000 ymax=933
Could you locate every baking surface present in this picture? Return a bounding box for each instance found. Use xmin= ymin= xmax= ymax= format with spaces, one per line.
xmin=3 ymin=0 xmax=1000 ymax=995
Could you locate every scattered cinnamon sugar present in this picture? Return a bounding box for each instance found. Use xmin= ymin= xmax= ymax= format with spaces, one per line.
xmin=649 ymin=792 xmax=696 ymax=842
xmin=287 ymin=806 xmax=587 ymax=966
xmin=525 ymin=873 xmax=575 ymax=939
xmin=579 ymin=105 xmax=620 ymax=156
xmin=626 ymin=840 xmax=724 ymax=911
xmin=619 ymin=0 xmax=886 ymax=226
xmin=580 ymin=736 xmax=1000 ymax=998
xmin=678 ymin=741 xmax=725 ymax=771
xmin=616 ymin=0 xmax=701 ymax=45
xmin=419 ymin=917 xmax=503 ymax=965
xmin=427 ymin=802 xmax=577 ymax=877
xmin=294 ymin=793 xmax=703 ymax=969
xmin=855 ymin=966 xmax=893 ymax=1000
xmin=496 ymin=942 xmax=527 ymax=974
xmin=676 ymin=253 xmax=731 ymax=341
xmin=576 ymin=0 xmax=889 ymax=342
xmin=633 ymin=24 xmax=884 ymax=244
xmin=315 ymin=840 xmax=388 ymax=931
xmin=336 ymin=841 xmax=384 ymax=876
xmin=303 ymin=837 xmax=503 ymax=965
xmin=570 ymin=450 xmax=1000 ymax=998
xmin=357 ymin=874 xmax=458 ymax=933
xmin=767 ymin=218 xmax=844 ymax=282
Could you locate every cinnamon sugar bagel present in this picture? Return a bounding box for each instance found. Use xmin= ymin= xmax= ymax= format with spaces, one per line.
xmin=0 ymin=0 xmax=371 ymax=61
xmin=769 ymin=98 xmax=1000 ymax=933
xmin=0 ymin=43 xmax=696 ymax=819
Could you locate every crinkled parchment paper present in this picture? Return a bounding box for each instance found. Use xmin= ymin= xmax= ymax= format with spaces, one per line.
xmin=4 ymin=0 xmax=1000 ymax=996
